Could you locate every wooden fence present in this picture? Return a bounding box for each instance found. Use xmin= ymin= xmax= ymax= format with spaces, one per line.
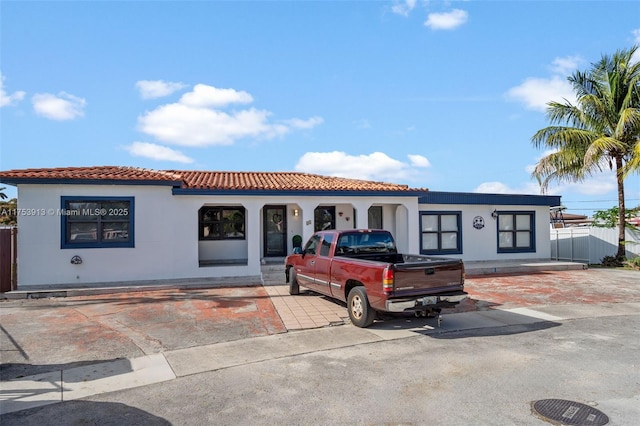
xmin=0 ymin=227 xmax=17 ymax=292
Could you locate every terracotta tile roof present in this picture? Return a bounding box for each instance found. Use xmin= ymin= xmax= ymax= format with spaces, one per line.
xmin=0 ymin=166 xmax=182 ymax=183
xmin=174 ymin=170 xmax=419 ymax=191
xmin=0 ymin=166 xmax=427 ymax=192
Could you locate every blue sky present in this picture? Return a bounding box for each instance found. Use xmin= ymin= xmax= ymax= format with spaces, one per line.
xmin=1 ymin=0 xmax=639 ymax=216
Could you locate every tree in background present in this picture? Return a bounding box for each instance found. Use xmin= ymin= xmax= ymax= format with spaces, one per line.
xmin=0 ymin=187 xmax=8 ymax=200
xmin=0 ymin=198 xmax=17 ymax=226
xmin=531 ymin=46 xmax=640 ymax=260
xmin=592 ymin=206 xmax=640 ymax=230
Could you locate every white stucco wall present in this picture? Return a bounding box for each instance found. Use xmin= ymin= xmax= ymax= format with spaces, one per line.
xmin=15 ymin=184 xmax=419 ymax=287
xmin=418 ymin=203 xmax=552 ymax=261
xmin=17 ymin=184 xmax=194 ymax=286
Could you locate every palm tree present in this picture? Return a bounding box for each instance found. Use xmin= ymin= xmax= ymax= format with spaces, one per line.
xmin=0 ymin=187 xmax=8 ymax=200
xmin=531 ymin=46 xmax=640 ymax=260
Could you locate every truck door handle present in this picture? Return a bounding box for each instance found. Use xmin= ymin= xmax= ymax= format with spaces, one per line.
xmin=425 ymin=268 xmax=435 ymax=275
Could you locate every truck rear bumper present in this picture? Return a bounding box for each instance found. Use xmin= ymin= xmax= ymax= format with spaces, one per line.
xmin=385 ymin=291 xmax=468 ymax=313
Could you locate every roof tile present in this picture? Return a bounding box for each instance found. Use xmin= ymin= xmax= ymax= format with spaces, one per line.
xmin=0 ymin=166 xmax=182 ymax=182
xmin=0 ymin=166 xmax=427 ymax=192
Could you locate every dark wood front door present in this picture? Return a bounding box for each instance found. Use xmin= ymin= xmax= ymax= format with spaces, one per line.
xmin=264 ymin=205 xmax=287 ymax=257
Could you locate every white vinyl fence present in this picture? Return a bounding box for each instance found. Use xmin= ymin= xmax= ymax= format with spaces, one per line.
xmin=550 ymin=226 xmax=640 ymax=264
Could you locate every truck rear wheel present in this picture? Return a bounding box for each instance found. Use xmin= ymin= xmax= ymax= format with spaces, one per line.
xmin=289 ymin=268 xmax=300 ymax=295
xmin=347 ymin=287 xmax=375 ymax=328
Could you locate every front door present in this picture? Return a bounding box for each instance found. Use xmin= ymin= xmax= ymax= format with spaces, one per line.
xmin=264 ymin=205 xmax=287 ymax=257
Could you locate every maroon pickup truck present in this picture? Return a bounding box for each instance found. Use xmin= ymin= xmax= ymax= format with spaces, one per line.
xmin=285 ymin=229 xmax=467 ymax=327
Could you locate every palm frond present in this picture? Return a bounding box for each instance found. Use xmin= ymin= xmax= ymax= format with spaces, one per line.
xmin=583 ymin=136 xmax=626 ymax=168
xmin=531 ymin=150 xmax=589 ymax=193
xmin=531 ymin=126 xmax=595 ymax=150
xmin=623 ymin=140 xmax=640 ymax=177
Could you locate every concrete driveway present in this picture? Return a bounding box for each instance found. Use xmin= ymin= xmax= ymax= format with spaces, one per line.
xmin=1 ymin=268 xmax=639 ymax=382
xmin=1 ymin=286 xmax=286 ymax=380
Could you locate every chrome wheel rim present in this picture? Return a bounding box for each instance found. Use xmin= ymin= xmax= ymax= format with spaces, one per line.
xmin=351 ymin=295 xmax=363 ymax=319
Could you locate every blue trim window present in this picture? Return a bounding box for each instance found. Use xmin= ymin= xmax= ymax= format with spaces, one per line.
xmin=61 ymin=197 xmax=134 ymax=249
xmin=420 ymin=211 xmax=462 ymax=255
xmin=497 ymin=211 xmax=535 ymax=253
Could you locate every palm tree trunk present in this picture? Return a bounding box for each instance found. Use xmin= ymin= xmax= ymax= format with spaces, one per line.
xmin=616 ymin=156 xmax=626 ymax=259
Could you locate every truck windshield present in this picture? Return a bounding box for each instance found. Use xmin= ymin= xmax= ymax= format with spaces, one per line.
xmin=335 ymin=232 xmax=397 ymax=255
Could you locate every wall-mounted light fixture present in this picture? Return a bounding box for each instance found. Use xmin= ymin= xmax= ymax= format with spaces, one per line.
xmin=338 ymin=211 xmax=344 ymax=217
xmin=70 ymin=255 xmax=83 ymax=265
xmin=293 ymin=209 xmax=299 ymax=217
xmin=491 ymin=209 xmax=498 ymax=219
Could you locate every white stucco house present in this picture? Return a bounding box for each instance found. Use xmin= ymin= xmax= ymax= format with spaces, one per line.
xmin=0 ymin=166 xmax=561 ymax=289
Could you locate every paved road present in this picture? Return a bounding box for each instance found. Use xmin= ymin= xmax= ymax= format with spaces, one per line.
xmin=2 ymin=310 xmax=638 ymax=425
xmin=1 ymin=268 xmax=639 ymax=423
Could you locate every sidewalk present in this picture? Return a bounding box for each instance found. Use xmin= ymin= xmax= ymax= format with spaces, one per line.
xmin=2 ymin=267 xmax=639 ymax=415
xmin=3 ymin=301 xmax=639 ymax=415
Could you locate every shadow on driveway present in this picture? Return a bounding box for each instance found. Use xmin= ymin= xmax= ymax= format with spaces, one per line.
xmin=1 ymin=400 xmax=171 ymax=425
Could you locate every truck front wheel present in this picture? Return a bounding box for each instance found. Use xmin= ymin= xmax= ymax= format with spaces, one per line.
xmin=347 ymin=287 xmax=375 ymax=328
xmin=289 ymin=268 xmax=300 ymax=295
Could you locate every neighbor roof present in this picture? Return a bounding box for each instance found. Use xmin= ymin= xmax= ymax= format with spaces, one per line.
xmin=0 ymin=166 xmax=426 ymax=194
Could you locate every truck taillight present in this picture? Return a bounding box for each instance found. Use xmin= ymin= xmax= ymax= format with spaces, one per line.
xmin=382 ymin=267 xmax=394 ymax=293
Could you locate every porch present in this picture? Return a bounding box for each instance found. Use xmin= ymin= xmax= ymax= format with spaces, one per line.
xmin=197 ymin=200 xmax=416 ymax=267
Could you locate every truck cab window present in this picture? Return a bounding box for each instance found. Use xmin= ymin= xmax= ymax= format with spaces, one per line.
xmin=304 ymin=235 xmax=321 ymax=255
xmin=320 ymin=234 xmax=334 ymax=257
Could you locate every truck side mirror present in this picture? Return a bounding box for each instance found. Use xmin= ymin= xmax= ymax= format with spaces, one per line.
xmin=293 ymin=247 xmax=303 ymax=255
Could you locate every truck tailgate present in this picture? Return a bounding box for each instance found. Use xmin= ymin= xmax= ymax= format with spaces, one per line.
xmin=393 ymin=256 xmax=464 ymax=296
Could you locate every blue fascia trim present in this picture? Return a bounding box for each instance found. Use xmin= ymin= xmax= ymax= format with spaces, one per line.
xmin=2 ymin=178 xmax=181 ymax=187
xmin=419 ymin=191 xmax=561 ymax=206
xmin=172 ymin=188 xmax=428 ymax=197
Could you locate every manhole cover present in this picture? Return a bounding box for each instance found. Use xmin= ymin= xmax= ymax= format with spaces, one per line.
xmin=532 ymin=399 xmax=608 ymax=425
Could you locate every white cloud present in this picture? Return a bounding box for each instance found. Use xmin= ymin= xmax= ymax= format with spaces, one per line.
xmin=424 ymin=9 xmax=468 ymax=30
xmin=353 ymin=119 xmax=371 ymax=129
xmin=136 ymin=80 xmax=186 ymax=99
xmin=506 ymin=55 xmax=586 ymax=112
xmin=137 ymin=84 xmax=322 ymax=147
xmin=32 ymin=92 xmax=86 ymax=120
xmin=525 ymin=150 xmax=623 ymax=198
xmin=179 ymin=84 xmax=253 ymax=108
xmin=283 ymin=116 xmax=324 ymax=129
xmin=391 ymin=0 xmax=416 ymax=17
xmin=566 ymin=177 xmax=617 ymax=196
xmin=476 ymin=164 xmax=618 ymax=198
xmin=538 ymin=172 xmax=618 ymax=196
xmin=550 ymin=55 xmax=583 ymax=75
xmin=506 ymin=75 xmax=576 ymax=112
xmin=294 ymin=151 xmax=429 ymax=182
xmin=474 ymin=180 xmax=541 ymax=195
xmin=632 ymin=30 xmax=640 ymax=63
xmin=408 ymin=154 xmax=431 ymax=167
xmin=474 ymin=182 xmax=519 ymax=194
xmin=124 ymin=141 xmax=194 ymax=164
xmin=0 ymin=72 xmax=25 ymax=107
xmin=139 ymin=104 xmax=283 ymax=146
xmin=474 ymin=178 xmax=619 ymax=196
